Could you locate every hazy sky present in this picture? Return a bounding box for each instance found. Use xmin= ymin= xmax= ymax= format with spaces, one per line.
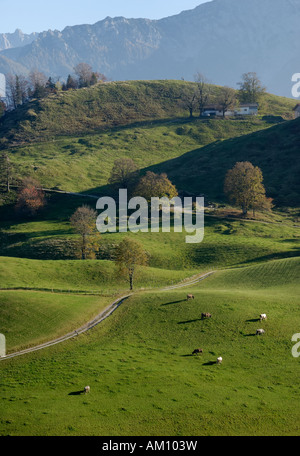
xmin=1 ymin=0 xmax=212 ymax=34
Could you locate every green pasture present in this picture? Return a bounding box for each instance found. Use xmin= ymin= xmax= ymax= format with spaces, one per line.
xmin=0 ymin=257 xmax=299 ymax=436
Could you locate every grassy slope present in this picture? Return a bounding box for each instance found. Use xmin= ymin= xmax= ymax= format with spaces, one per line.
xmin=0 ymin=291 xmax=112 ymax=353
xmin=0 ymin=257 xmax=299 ymax=436
xmin=149 ymin=117 xmax=300 ymax=206
xmin=0 ymin=80 xmax=295 ymax=146
xmin=0 ymin=256 xmax=193 ymax=292
xmin=0 ymin=198 xmax=299 ymax=266
xmin=5 ymin=117 xmax=281 ymax=194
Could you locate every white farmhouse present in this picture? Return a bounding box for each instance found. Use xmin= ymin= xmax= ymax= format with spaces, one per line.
xmin=202 ymin=105 xmax=229 ymax=117
xmin=202 ymin=102 xmax=258 ymax=117
xmin=234 ymin=103 xmax=259 ymax=116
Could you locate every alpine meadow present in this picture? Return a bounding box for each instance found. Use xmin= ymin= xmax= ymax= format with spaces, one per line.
xmin=0 ymin=0 xmax=299 ymax=439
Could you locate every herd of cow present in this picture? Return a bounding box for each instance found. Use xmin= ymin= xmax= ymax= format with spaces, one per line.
xmin=187 ymin=294 xmax=268 ymax=364
xmin=81 ymin=296 xmax=267 ymax=394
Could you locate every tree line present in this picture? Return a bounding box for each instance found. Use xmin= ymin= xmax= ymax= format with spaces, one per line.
xmin=3 ymin=63 xmax=107 ymax=110
xmin=1 ymin=68 xmax=265 ymax=117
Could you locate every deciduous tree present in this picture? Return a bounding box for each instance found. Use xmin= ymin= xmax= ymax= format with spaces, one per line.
xmin=237 ymin=72 xmax=266 ymax=104
xmin=108 ymin=157 xmax=139 ymax=192
xmin=6 ymin=73 xmax=29 ymax=109
xmin=194 ymin=72 xmax=211 ymax=117
xmin=224 ymin=161 xmax=270 ymax=216
xmin=70 ymin=205 xmax=100 ymax=259
xmin=180 ymin=87 xmax=198 ymax=118
xmin=134 ymin=171 xmax=178 ymax=202
xmin=218 ymin=86 xmax=237 ymax=118
xmin=115 ymin=237 xmax=148 ymax=290
xmin=15 ymin=177 xmax=46 ymax=217
xmin=28 ymin=70 xmax=48 ymax=98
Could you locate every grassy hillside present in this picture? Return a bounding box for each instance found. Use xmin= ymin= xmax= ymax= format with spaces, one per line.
xmin=0 ymin=80 xmax=298 ymax=208
xmin=0 ymin=291 xmax=112 ymax=353
xmin=1 ymin=257 xmax=299 ymax=436
xmin=0 ymin=256 xmax=193 ymax=293
xmin=150 ymin=117 xmax=300 ymax=206
xmin=0 ymin=80 xmax=295 ymax=148
xmin=3 ymin=117 xmax=280 ymax=194
xmin=0 ymin=191 xmax=299 ymax=265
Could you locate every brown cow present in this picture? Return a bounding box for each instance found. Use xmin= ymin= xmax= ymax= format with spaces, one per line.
xmin=201 ymin=312 xmax=212 ymax=319
xmin=187 ymin=294 xmax=195 ymax=300
xmin=192 ymin=348 xmax=203 ymax=355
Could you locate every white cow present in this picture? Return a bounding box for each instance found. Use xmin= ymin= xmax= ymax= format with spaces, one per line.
xmin=217 ymin=357 xmax=223 ymax=364
xmin=256 ymin=329 xmax=265 ymax=336
xmin=84 ymin=386 xmax=90 ymax=394
xmin=260 ymin=314 xmax=267 ymax=321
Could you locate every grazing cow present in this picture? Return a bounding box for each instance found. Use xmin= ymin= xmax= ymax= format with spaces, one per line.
xmin=217 ymin=357 xmax=223 ymax=364
xmin=192 ymin=348 xmax=203 ymax=355
xmin=84 ymin=386 xmax=90 ymax=394
xmin=256 ymin=329 xmax=265 ymax=336
xmin=201 ymin=312 xmax=212 ymax=319
xmin=187 ymin=294 xmax=195 ymax=300
xmin=260 ymin=314 xmax=267 ymax=321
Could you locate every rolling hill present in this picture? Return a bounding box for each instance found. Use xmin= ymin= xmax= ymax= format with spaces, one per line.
xmin=0 ymin=80 xmax=297 ymax=208
xmin=0 ymin=79 xmax=295 ymax=148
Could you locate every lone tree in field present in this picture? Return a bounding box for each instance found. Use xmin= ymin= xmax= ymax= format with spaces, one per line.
xmin=15 ymin=177 xmax=46 ymax=217
xmin=115 ymin=237 xmax=148 ymax=290
xmin=134 ymin=171 xmax=178 ymax=202
xmin=237 ymin=72 xmax=266 ymax=104
xmin=70 ymin=205 xmax=100 ymax=259
xmin=108 ymin=157 xmax=139 ymax=192
xmin=224 ymin=161 xmax=271 ymax=216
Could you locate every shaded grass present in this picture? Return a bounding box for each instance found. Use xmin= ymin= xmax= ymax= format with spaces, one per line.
xmin=0 ymin=290 xmax=112 ymax=353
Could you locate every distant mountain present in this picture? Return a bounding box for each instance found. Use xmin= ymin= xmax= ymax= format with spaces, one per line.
xmin=0 ymin=29 xmax=38 ymax=51
xmin=0 ymin=0 xmax=299 ymax=97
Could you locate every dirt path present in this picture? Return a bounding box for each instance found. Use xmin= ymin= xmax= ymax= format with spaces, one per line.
xmin=0 ymin=272 xmax=214 ymax=361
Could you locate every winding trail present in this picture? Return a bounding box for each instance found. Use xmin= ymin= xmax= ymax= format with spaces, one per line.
xmin=0 ymin=272 xmax=214 ymax=361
